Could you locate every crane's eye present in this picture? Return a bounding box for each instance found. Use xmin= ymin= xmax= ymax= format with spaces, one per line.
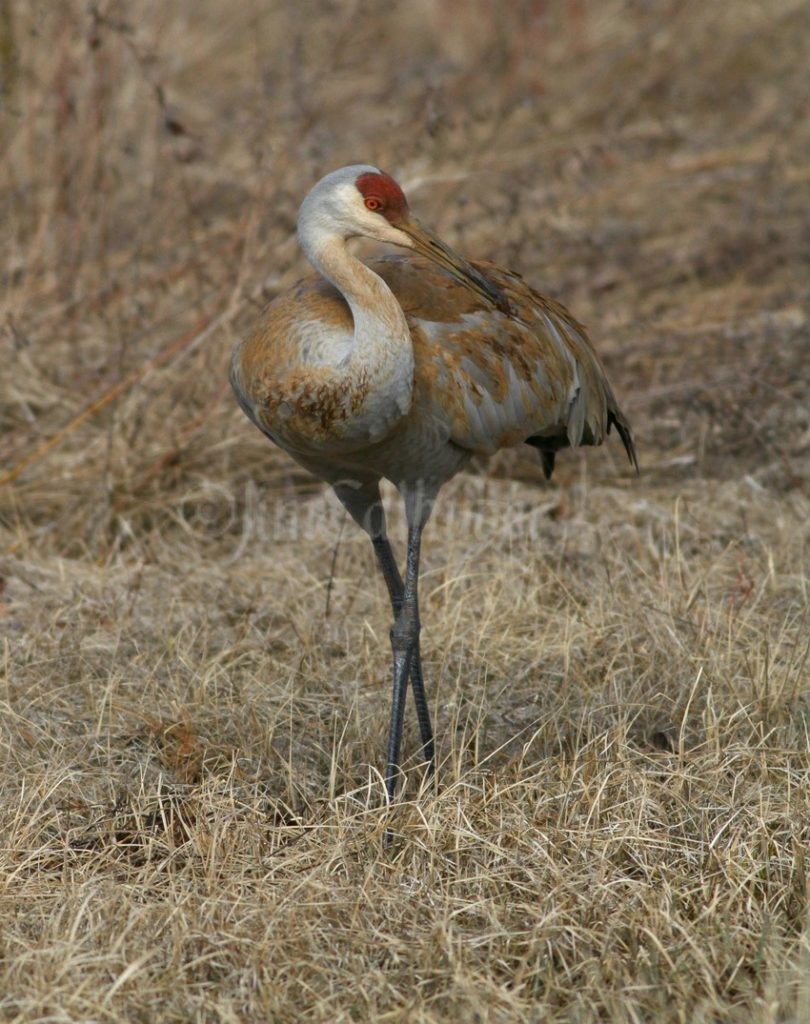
xmin=364 ymin=197 xmax=382 ymax=211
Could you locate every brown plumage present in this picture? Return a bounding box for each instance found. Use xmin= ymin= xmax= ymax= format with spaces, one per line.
xmin=231 ymin=164 xmax=637 ymax=803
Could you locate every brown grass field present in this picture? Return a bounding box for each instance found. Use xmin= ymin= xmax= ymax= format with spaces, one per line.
xmin=2 ymin=1 xmax=810 ymax=1020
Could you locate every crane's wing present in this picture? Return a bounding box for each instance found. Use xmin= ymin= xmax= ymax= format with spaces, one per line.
xmin=373 ymin=255 xmax=637 ymax=475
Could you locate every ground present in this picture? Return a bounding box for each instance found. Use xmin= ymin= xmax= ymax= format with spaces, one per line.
xmin=1 ymin=1 xmax=809 ymax=1021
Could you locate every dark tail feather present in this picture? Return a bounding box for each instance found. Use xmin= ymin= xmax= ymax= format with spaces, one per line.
xmin=525 ymin=435 xmax=564 ymax=479
xmin=527 ymin=400 xmax=638 ymax=479
xmin=608 ymin=406 xmax=639 ymax=473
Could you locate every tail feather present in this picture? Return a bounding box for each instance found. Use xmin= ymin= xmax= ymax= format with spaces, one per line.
xmin=526 ymin=400 xmax=638 ymax=479
xmin=608 ymin=405 xmax=639 ymax=474
xmin=525 ymin=435 xmax=566 ymax=480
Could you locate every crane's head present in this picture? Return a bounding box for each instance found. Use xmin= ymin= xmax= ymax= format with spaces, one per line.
xmin=298 ymin=164 xmax=511 ymax=314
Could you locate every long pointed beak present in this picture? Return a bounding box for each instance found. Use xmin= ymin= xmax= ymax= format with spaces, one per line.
xmin=399 ymin=218 xmax=512 ymax=315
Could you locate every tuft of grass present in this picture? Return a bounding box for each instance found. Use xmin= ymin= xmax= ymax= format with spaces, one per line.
xmin=1 ymin=1 xmax=809 ymax=1020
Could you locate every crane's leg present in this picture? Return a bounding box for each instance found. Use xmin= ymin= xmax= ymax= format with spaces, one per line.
xmin=371 ymin=534 xmax=434 ymax=772
xmin=384 ymin=514 xmax=427 ymax=802
xmin=332 ymin=479 xmax=433 ymax=802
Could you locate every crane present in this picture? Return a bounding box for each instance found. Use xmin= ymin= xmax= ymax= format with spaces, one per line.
xmin=230 ymin=164 xmax=637 ymax=802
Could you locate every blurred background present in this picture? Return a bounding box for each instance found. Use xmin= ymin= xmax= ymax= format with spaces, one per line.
xmin=1 ymin=0 xmax=808 ymax=549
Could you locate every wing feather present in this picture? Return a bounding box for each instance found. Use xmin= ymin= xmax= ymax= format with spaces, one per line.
xmin=372 ymin=254 xmax=634 ymax=466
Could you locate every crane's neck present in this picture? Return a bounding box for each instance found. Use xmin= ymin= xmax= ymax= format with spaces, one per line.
xmin=299 ymin=231 xmax=415 ymax=440
xmin=303 ymin=233 xmax=409 ymax=346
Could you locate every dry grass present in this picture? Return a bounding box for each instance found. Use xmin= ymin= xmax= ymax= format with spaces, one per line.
xmin=2 ymin=1 xmax=810 ymax=1020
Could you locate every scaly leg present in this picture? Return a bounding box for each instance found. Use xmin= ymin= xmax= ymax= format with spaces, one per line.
xmin=332 ymin=479 xmax=434 ymax=801
xmin=372 ymin=535 xmax=434 ymax=773
xmin=383 ymin=520 xmax=425 ymax=801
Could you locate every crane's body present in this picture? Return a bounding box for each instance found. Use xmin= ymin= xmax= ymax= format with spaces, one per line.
xmin=231 ymin=165 xmax=636 ymax=800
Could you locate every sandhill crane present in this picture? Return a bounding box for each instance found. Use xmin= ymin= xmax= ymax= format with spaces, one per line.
xmin=231 ymin=165 xmax=637 ymax=801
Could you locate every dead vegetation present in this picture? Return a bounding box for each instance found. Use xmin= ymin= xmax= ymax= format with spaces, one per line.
xmin=1 ymin=0 xmax=809 ymax=1020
